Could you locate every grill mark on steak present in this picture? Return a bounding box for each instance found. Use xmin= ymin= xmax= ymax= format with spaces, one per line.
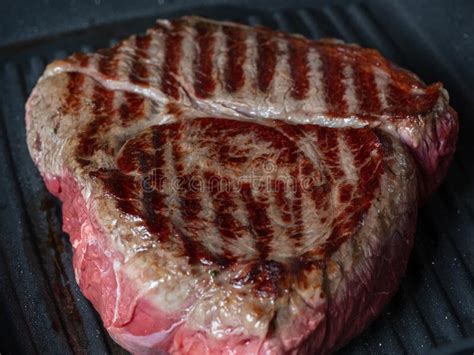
xmin=273 ymin=169 xmax=306 ymax=249
xmin=161 ymin=21 xmax=183 ymax=100
xmin=64 ymin=72 xmax=85 ymax=115
xmin=199 ymin=170 xmax=236 ymax=264
xmin=169 ymin=123 xmax=221 ymax=266
xmin=139 ymin=129 xmax=170 ymax=241
xmin=240 ymin=183 xmax=274 ymax=260
xmin=290 ymin=174 xmax=304 ymax=241
xmin=144 ymin=187 xmax=171 ymax=241
xmin=320 ymin=128 xmax=383 ymax=256
xmin=129 ymin=34 xmax=152 ymax=86
xmin=91 ymin=169 xmax=142 ymax=217
xmin=95 ymin=129 xmax=173 ymax=240
xmin=346 ymin=129 xmax=383 ymax=202
xmin=288 ymin=37 xmax=310 ymax=100
xmin=223 ymin=26 xmax=247 ymax=93
xmin=97 ymin=43 xmax=121 ymax=79
xmin=193 ymin=22 xmax=217 ymax=99
xmin=76 ymin=83 xmax=115 ymax=160
xmin=353 ymin=63 xmax=381 ymax=115
xmin=205 ymin=172 xmax=244 ymax=242
xmin=338 ymin=183 xmax=353 ymax=204
xmin=269 ymin=125 xmax=308 ymax=244
xmin=387 ymin=78 xmax=414 ymax=115
xmin=272 ymin=179 xmax=292 ymax=224
xmin=119 ymin=92 xmax=145 ymax=124
xmin=138 ymin=150 xmax=157 ymax=228
xmin=318 ymin=45 xmax=348 ymax=116
xmin=70 ymin=52 xmax=90 ymax=67
xmin=117 ymin=130 xmax=153 ymax=174
xmin=314 ymin=127 xmax=344 ymax=181
xmin=386 ymin=68 xmax=441 ymax=116
xmin=256 ymin=30 xmax=277 ymax=92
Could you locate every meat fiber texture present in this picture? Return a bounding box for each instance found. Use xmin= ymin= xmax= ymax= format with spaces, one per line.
xmin=25 ymin=17 xmax=458 ymax=354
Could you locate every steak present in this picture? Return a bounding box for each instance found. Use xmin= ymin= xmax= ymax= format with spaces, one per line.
xmin=25 ymin=16 xmax=458 ymax=354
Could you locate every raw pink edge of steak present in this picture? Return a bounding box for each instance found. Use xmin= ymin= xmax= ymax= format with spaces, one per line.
xmin=42 ymin=168 xmax=418 ymax=354
xmin=400 ymin=107 xmax=459 ymax=200
xmin=44 ymin=172 xmax=184 ymax=353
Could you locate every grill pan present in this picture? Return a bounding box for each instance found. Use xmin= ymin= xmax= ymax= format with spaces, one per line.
xmin=0 ymin=0 xmax=473 ymax=353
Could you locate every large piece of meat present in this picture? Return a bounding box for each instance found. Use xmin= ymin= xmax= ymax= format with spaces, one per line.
xmin=25 ymin=16 xmax=458 ymax=354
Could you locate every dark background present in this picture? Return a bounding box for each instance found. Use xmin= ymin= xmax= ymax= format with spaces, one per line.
xmin=0 ymin=0 xmax=473 ymax=354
